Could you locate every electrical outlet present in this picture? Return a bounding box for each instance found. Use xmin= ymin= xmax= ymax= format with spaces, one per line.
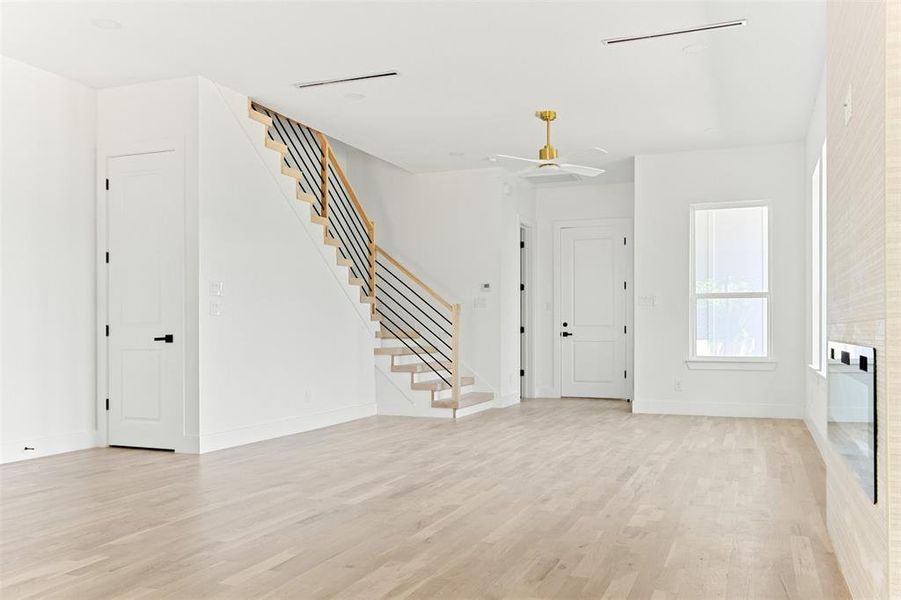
xmin=209 ymin=301 xmax=222 ymax=317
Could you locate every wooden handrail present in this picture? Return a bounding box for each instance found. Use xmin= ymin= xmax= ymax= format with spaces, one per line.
xmin=318 ymin=133 xmax=330 ymax=220
xmin=375 ymin=245 xmax=453 ymax=311
xmin=327 ymin=146 xmax=373 ymax=231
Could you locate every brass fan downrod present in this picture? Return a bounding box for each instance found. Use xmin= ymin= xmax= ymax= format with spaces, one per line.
xmin=536 ymin=110 xmax=558 ymax=161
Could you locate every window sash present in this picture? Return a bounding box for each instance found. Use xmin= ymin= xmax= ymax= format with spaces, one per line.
xmin=689 ymin=201 xmax=771 ymax=360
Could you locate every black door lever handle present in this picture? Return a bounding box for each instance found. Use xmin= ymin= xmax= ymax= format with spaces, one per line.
xmin=560 ymin=332 xmax=574 ymax=337
xmin=153 ymin=334 xmax=174 ymax=343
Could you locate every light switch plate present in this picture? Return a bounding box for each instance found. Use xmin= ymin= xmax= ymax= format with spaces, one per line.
xmin=209 ymin=301 xmax=222 ymax=316
xmin=209 ymin=281 xmax=224 ymax=296
xmin=637 ymin=295 xmax=656 ymax=307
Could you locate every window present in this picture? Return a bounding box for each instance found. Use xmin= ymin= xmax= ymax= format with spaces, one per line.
xmin=810 ymin=142 xmax=827 ymax=371
xmin=690 ymin=202 xmax=770 ymax=359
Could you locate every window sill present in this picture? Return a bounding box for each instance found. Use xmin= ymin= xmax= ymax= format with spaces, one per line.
xmin=808 ymin=364 xmax=827 ymax=380
xmin=685 ymin=359 xmax=777 ymax=371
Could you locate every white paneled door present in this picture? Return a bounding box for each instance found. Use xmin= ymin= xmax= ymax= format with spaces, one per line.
xmin=560 ymin=225 xmax=628 ymax=399
xmin=107 ymin=151 xmax=183 ymax=450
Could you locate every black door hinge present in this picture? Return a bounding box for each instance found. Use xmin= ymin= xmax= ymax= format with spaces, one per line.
xmin=105 ymin=251 xmax=109 ymax=264
xmin=520 ymin=369 xmax=525 ymax=377
xmin=623 ymin=281 xmax=627 ymax=290
xmin=520 ymin=283 xmax=525 ymax=291
xmin=624 ymin=325 xmax=627 ymax=334
xmin=520 ymin=326 xmax=525 ymax=334
xmin=105 ymin=179 xmax=109 ymax=190
xmin=624 ymin=236 xmax=627 ymax=245
xmin=105 ymin=398 xmax=109 ymax=411
xmin=520 ymin=241 xmax=525 ymax=249
xmin=624 ymin=370 xmax=628 ymax=379
xmin=105 ymin=325 xmax=109 ymax=337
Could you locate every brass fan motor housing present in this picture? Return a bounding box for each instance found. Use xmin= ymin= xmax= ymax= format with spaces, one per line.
xmin=536 ymin=110 xmax=559 ymax=160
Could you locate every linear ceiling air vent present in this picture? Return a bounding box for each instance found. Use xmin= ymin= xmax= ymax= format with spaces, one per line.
xmin=293 ymin=70 xmax=398 ymax=89
xmin=602 ymin=19 xmax=746 ymax=45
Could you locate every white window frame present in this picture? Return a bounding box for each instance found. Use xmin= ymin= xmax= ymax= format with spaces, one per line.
xmin=810 ymin=142 xmax=828 ymax=376
xmin=687 ymin=200 xmax=775 ymax=370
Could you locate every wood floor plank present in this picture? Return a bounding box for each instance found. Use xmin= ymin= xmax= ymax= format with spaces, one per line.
xmin=0 ymin=399 xmax=849 ymax=599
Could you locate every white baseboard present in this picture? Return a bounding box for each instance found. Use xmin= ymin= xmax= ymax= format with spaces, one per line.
xmin=632 ymin=398 xmax=803 ymax=419
xmin=495 ymin=393 xmax=521 ymax=408
xmin=0 ymin=429 xmax=99 ymax=464
xmin=199 ymin=403 xmax=377 ymax=453
xmin=535 ymin=386 xmax=559 ymax=399
xmin=804 ymin=416 xmax=830 ymax=461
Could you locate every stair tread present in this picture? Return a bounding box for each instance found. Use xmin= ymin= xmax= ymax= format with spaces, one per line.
xmin=349 ymin=277 xmax=365 ymax=287
xmin=297 ymin=191 xmax=316 ymax=204
xmin=324 ymin=236 xmax=341 ymax=247
xmin=265 ymin=138 xmax=288 ymax=155
xmin=311 ymin=215 xmax=328 ymax=226
xmin=432 ymin=391 xmax=494 ymax=410
xmin=281 ymin=165 xmax=303 ymax=180
xmin=249 ymin=108 xmax=273 ymax=126
xmin=391 ymin=360 xmax=451 ymax=373
xmin=411 ymin=376 xmax=474 ymax=391
xmin=374 ymin=345 xmax=437 ymax=356
xmin=377 ymin=328 xmax=420 ymax=340
xmin=360 ymin=294 xmax=376 ymax=304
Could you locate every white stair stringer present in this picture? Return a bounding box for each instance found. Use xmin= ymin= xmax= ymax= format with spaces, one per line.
xmin=214 ymin=82 xmax=379 ymax=337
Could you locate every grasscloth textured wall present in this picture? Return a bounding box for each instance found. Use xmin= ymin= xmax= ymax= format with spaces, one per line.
xmin=887 ymin=1 xmax=901 ymax=596
xmin=826 ymin=2 xmax=889 ymax=598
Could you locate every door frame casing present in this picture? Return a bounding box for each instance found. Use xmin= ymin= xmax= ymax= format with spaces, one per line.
xmin=96 ymin=137 xmax=198 ymax=453
xmin=519 ymin=217 xmax=536 ymax=399
xmin=553 ymin=218 xmax=634 ymax=399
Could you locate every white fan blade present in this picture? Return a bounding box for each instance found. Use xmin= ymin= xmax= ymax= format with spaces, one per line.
xmin=494 ymin=154 xmax=544 ymax=164
xmin=559 ymin=163 xmax=606 ymax=177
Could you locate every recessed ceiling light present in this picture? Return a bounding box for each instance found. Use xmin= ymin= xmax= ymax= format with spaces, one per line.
xmin=91 ymin=18 xmax=122 ymax=30
xmin=344 ymin=92 xmax=366 ymax=101
xmin=704 ymin=127 xmax=720 ymax=134
xmin=682 ymin=43 xmax=708 ymax=54
xmin=593 ymin=147 xmax=609 ymax=154
xmin=293 ymin=70 xmax=398 ymax=90
xmin=449 ymin=151 xmax=465 ymax=157
xmin=602 ymin=19 xmax=746 ymax=45
xmin=487 ymin=156 xmax=498 ymax=163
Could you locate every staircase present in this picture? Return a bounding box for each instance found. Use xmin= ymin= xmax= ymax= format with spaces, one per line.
xmin=247 ymin=101 xmax=494 ymax=418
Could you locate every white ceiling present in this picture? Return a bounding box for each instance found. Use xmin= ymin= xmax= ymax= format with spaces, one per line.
xmin=1 ymin=1 xmax=825 ymax=181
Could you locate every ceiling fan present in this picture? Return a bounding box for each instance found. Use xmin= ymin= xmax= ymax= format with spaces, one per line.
xmin=495 ymin=110 xmax=605 ymax=178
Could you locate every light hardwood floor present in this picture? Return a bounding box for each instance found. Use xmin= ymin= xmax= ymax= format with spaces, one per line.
xmin=1 ymin=399 xmax=849 ymax=599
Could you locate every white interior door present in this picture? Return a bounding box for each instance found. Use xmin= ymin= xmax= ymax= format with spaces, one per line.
xmin=107 ymin=151 xmax=183 ymax=450
xmin=560 ymin=225 xmax=627 ymax=399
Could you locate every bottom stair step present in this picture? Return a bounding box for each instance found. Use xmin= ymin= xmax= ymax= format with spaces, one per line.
xmin=411 ymin=376 xmax=474 ymax=391
xmin=432 ymin=391 xmax=493 ymax=410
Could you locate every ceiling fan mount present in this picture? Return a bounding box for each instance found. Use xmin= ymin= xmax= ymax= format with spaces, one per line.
xmin=493 ymin=110 xmax=605 ymax=179
xmin=536 ymin=110 xmax=558 ymax=161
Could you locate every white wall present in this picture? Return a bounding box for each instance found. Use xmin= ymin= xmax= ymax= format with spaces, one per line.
xmin=345 ymin=149 xmax=535 ymax=404
xmin=95 ymin=77 xmax=378 ymax=453
xmin=633 ymin=143 xmax=806 ymax=418
xmin=0 ymin=57 xmax=98 ymax=463
xmin=804 ymin=69 xmax=828 ymax=442
xmin=533 ymin=183 xmax=634 ymax=398
xmin=196 ymin=80 xmax=377 ymax=451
